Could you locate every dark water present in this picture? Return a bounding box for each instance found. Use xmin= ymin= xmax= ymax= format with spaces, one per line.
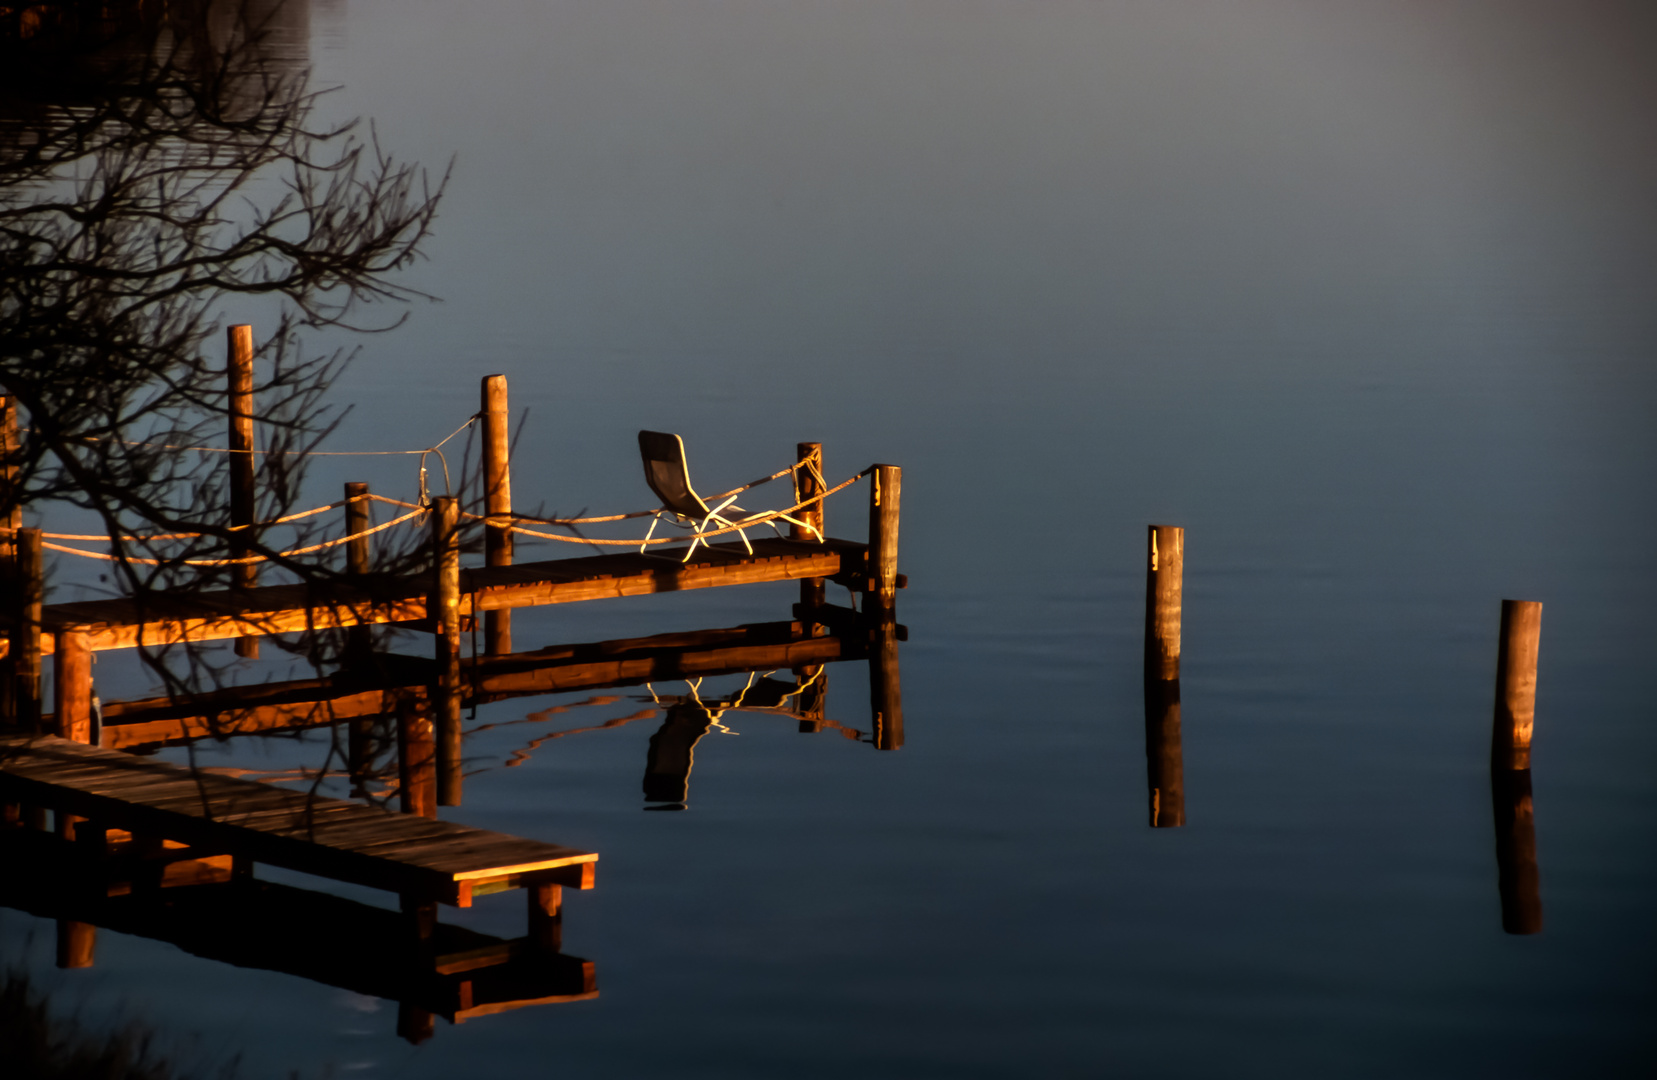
xmin=6 ymin=2 xmax=1657 ymax=1076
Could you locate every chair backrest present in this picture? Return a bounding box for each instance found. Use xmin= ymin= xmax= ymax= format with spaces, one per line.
xmin=638 ymin=431 xmax=710 ymax=518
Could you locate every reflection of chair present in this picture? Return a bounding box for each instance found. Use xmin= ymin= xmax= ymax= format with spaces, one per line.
xmin=637 ymin=431 xmax=820 ymax=562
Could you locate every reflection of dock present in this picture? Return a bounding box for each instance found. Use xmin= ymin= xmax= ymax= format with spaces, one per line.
xmin=0 ymin=827 xmax=595 ymax=1038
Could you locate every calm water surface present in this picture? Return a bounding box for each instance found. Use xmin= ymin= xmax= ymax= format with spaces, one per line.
xmin=6 ymin=2 xmax=1656 ymax=1076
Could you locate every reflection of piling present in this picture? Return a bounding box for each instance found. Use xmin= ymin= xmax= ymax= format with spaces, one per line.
xmin=227 ymin=325 xmax=259 ymax=659
xmin=10 ymin=527 xmax=42 ymax=729
xmin=870 ymin=620 xmax=904 ymax=751
xmin=795 ymin=665 xmax=827 ymax=733
xmin=431 ymin=497 xmax=463 ymax=806
xmin=1144 ymin=525 xmax=1182 ymax=681
xmin=794 ymin=442 xmax=825 ymax=620
xmin=643 ymin=705 xmax=711 ymax=806
xmin=1143 ymin=677 xmax=1184 ymax=827
xmin=1491 ymin=768 xmax=1542 ymax=934
xmin=867 ymin=464 xmax=902 ymax=616
xmin=481 ymin=375 xmax=513 ymax=655
xmin=55 ymin=920 xmax=96 ymax=969
xmin=1491 ymin=600 xmax=1542 ymax=771
xmin=52 ymin=630 xmax=92 ymax=744
xmin=397 ymin=699 xmax=437 ymax=819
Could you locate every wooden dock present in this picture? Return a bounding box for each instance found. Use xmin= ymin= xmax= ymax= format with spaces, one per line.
xmin=24 ymin=537 xmax=867 ymax=654
xmin=0 ymin=734 xmax=595 ymax=909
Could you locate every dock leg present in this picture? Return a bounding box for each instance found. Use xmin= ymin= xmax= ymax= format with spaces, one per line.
xmin=55 ymin=921 xmax=96 ymax=970
xmin=10 ymin=528 xmax=43 ymax=730
xmin=227 ymin=324 xmax=259 ymax=660
xmin=866 ymin=464 xmax=902 ymax=617
xmin=1145 ymin=525 xmax=1183 ymax=682
xmin=398 ymin=699 xmax=437 ymax=820
xmin=1492 ymin=600 xmax=1542 ymax=771
xmin=528 ymin=881 xmax=563 ymax=954
xmin=53 ymin=630 xmax=93 ymax=744
xmin=794 ymin=442 xmax=825 ymax=626
xmin=431 ymin=496 xmax=464 ymax=807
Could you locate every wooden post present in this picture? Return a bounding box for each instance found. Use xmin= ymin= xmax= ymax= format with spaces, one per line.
xmin=397 ymin=698 xmax=437 ymax=819
xmin=342 ymin=481 xmax=374 ymax=674
xmin=55 ymin=921 xmax=96 ymax=970
xmin=1144 ymin=677 xmax=1185 ymax=827
xmin=870 ymin=620 xmax=904 ymax=751
xmin=794 ymin=442 xmax=825 ymax=621
xmin=0 ymin=395 xmax=20 ymax=565
xmin=528 ymin=881 xmax=563 ymax=953
xmin=53 ymin=630 xmax=93 ymax=744
xmin=867 ymin=464 xmax=901 ymax=615
xmin=1491 ymin=600 xmax=1542 ymax=771
xmin=12 ymin=527 xmax=42 ymax=730
xmin=227 ymin=325 xmax=259 ymax=659
xmin=431 ymin=497 xmax=463 ymax=806
xmin=481 ymin=375 xmax=513 ymax=655
xmin=1490 ymin=767 xmax=1542 ymax=934
xmin=1144 ymin=525 xmax=1183 ymax=681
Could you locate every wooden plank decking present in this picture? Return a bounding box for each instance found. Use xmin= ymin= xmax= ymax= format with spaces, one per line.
xmin=30 ymin=537 xmax=862 ymax=653
xmin=92 ymin=618 xmax=862 ymax=750
xmin=0 ymin=735 xmax=595 ymax=906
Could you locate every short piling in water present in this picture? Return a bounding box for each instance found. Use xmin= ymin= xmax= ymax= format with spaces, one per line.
xmin=481 ymin=374 xmax=513 ymax=655
xmin=528 ymin=881 xmax=563 ymax=954
xmin=1491 ymin=600 xmax=1542 ymax=771
xmin=1143 ymin=677 xmax=1184 ymax=827
xmin=431 ymin=496 xmax=463 ymax=806
xmin=1144 ymin=525 xmax=1183 ymax=682
xmin=1490 ymin=767 xmax=1542 ymax=934
xmin=227 ymin=325 xmax=259 ymax=659
xmin=867 ymin=464 xmax=902 ymax=616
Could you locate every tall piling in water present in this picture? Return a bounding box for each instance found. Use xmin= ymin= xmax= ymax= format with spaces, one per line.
xmin=1143 ymin=525 xmax=1185 ymax=826
xmin=431 ymin=496 xmax=463 ymax=806
xmin=227 ymin=325 xmax=259 ymax=659
xmin=481 ymin=375 xmax=513 ymax=655
xmin=1490 ymin=599 xmax=1543 ymax=933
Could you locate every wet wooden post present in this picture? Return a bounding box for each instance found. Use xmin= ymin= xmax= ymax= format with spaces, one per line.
xmin=0 ymin=395 xmax=20 ymax=566
xmin=1491 ymin=600 xmax=1542 ymax=771
xmin=870 ymin=621 xmax=904 ymax=751
xmin=431 ymin=496 xmax=463 ymax=806
xmin=53 ymin=630 xmax=93 ymax=744
xmin=343 ymin=482 xmax=374 ymax=787
xmin=397 ymin=698 xmax=437 ymax=820
xmin=1490 ymin=768 xmax=1542 ymax=934
xmin=794 ymin=442 xmax=825 ymax=623
xmin=12 ymin=527 xmax=43 ymax=730
xmin=227 ymin=325 xmax=259 ymax=659
xmin=481 ymin=375 xmax=513 ymax=655
xmin=55 ymin=920 xmax=96 ymax=969
xmin=528 ymin=881 xmax=563 ymax=954
xmin=867 ymin=464 xmax=901 ymax=616
xmin=1143 ymin=677 xmax=1185 ymax=827
xmin=1145 ymin=525 xmax=1183 ymax=681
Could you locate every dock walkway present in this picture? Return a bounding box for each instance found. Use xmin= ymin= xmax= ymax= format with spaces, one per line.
xmin=0 ymin=734 xmax=595 ymax=908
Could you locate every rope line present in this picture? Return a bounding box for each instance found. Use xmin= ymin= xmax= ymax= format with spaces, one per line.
xmin=38 ymin=508 xmax=426 ymax=566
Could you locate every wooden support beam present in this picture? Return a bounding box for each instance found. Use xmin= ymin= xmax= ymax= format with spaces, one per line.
xmin=481 ymin=375 xmax=513 ymax=655
xmin=343 ymin=482 xmax=374 ymax=671
xmin=867 ymin=464 xmax=901 ymax=615
xmin=1491 ymin=599 xmax=1542 ymax=771
xmin=227 ymin=324 xmax=259 ymax=659
xmin=55 ymin=920 xmax=96 ymax=970
xmin=1143 ymin=677 xmax=1184 ymax=827
xmin=398 ymin=699 xmax=437 ymax=820
xmin=432 ymin=496 xmax=463 ymax=806
xmin=794 ymin=442 xmax=826 ymax=622
xmin=528 ymin=881 xmax=562 ymax=954
xmin=11 ymin=527 xmax=42 ymax=729
xmin=1144 ymin=525 xmax=1183 ymax=682
xmin=1491 ymin=767 xmax=1542 ymax=934
xmin=52 ymin=630 xmax=92 ymax=744
xmin=870 ymin=620 xmax=903 ymax=751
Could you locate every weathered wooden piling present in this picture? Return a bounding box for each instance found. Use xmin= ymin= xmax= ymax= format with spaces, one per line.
xmin=528 ymin=881 xmax=563 ymax=954
xmin=344 ymin=482 xmax=372 ymax=576
xmin=481 ymin=375 xmax=513 ymax=655
xmin=431 ymin=496 xmax=463 ymax=806
xmin=870 ymin=621 xmax=903 ymax=751
xmin=1491 ymin=600 xmax=1542 ymax=771
xmin=794 ymin=442 xmax=825 ymax=620
xmin=52 ymin=630 xmax=93 ymax=744
xmin=11 ymin=527 xmax=43 ymax=729
xmin=1490 ymin=767 xmax=1542 ymax=934
xmin=397 ymin=698 xmax=437 ymax=820
xmin=868 ymin=464 xmax=901 ymax=616
xmin=227 ymin=325 xmax=259 ymax=659
xmin=1144 ymin=525 xmax=1183 ymax=681
xmin=0 ymin=395 xmax=20 ymax=566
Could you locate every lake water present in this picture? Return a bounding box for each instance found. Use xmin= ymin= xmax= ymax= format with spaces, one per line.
xmin=5 ymin=2 xmax=1656 ymax=1076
